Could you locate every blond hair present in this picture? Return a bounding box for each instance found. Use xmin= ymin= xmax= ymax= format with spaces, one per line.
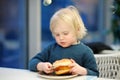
xmin=50 ymin=5 xmax=87 ymax=40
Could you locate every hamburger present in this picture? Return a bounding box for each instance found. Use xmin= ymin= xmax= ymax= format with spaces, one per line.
xmin=53 ymin=59 xmax=72 ymax=75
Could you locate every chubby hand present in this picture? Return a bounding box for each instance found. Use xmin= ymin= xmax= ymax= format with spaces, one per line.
xmin=69 ymin=59 xmax=87 ymax=75
xmin=37 ymin=62 xmax=53 ymax=74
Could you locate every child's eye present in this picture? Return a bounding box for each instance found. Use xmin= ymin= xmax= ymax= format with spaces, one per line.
xmin=55 ymin=34 xmax=60 ymax=37
xmin=63 ymin=32 xmax=68 ymax=35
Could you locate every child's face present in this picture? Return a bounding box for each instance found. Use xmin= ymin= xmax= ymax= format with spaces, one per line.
xmin=52 ymin=22 xmax=78 ymax=48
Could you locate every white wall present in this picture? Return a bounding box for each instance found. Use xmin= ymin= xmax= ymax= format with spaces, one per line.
xmin=28 ymin=0 xmax=41 ymax=60
xmin=104 ymin=0 xmax=114 ymax=45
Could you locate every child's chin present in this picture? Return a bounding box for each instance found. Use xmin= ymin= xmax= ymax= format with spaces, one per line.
xmin=60 ymin=45 xmax=70 ymax=48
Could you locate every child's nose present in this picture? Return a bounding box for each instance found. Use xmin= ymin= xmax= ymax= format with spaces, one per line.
xmin=59 ymin=35 xmax=64 ymax=40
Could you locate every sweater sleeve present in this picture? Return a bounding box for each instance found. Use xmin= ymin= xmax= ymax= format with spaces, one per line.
xmin=83 ymin=47 xmax=99 ymax=76
xmin=28 ymin=45 xmax=51 ymax=72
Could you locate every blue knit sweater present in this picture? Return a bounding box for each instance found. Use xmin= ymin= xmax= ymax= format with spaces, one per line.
xmin=28 ymin=42 xmax=99 ymax=76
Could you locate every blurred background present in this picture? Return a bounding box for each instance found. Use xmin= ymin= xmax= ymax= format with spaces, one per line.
xmin=0 ymin=0 xmax=120 ymax=69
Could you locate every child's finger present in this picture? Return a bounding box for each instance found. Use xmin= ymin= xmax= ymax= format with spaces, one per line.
xmin=70 ymin=58 xmax=75 ymax=63
xmin=46 ymin=62 xmax=52 ymax=67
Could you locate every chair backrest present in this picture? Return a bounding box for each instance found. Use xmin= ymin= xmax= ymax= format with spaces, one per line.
xmin=94 ymin=50 xmax=120 ymax=79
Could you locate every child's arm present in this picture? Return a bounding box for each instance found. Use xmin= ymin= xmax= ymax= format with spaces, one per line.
xmin=28 ymin=44 xmax=52 ymax=72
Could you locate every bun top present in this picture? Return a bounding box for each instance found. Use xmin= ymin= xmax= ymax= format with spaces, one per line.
xmin=53 ymin=59 xmax=72 ymax=68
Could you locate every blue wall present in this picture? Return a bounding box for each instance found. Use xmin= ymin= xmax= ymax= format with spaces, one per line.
xmin=0 ymin=0 xmax=27 ymax=68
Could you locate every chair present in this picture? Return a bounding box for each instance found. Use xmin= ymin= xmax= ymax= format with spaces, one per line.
xmin=94 ymin=50 xmax=120 ymax=79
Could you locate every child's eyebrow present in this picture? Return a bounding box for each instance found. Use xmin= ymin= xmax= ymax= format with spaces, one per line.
xmin=63 ymin=31 xmax=68 ymax=33
xmin=53 ymin=31 xmax=58 ymax=34
xmin=53 ymin=30 xmax=68 ymax=33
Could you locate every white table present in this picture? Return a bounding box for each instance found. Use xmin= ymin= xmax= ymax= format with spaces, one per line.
xmin=0 ymin=67 xmax=116 ymax=80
